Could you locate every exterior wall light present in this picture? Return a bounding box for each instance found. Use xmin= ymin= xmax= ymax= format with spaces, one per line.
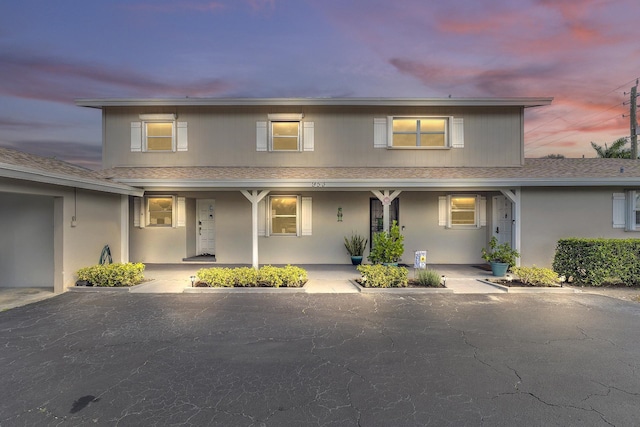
xmin=337 ymin=207 xmax=343 ymax=222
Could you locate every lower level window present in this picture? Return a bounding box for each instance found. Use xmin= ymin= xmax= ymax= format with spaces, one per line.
xmin=270 ymin=196 xmax=298 ymax=235
xmin=450 ymin=196 xmax=477 ymax=226
xmin=147 ymin=196 xmax=173 ymax=226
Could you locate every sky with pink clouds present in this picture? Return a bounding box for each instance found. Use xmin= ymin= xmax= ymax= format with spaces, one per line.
xmin=1 ymin=0 xmax=639 ymax=169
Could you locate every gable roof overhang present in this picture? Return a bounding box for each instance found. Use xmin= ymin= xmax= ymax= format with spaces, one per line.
xmin=0 ymin=162 xmax=144 ymax=196
xmin=76 ymin=97 xmax=553 ymax=109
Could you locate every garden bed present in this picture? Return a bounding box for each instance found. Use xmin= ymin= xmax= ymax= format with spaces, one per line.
xmin=353 ymin=279 xmax=453 ymax=293
xmin=480 ymin=279 xmax=576 ymax=293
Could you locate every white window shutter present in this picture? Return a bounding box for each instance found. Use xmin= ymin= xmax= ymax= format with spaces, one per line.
xmin=133 ymin=197 xmax=145 ymax=228
xmin=177 ymin=122 xmax=188 ymax=152
xmin=258 ymin=199 xmax=266 ymax=236
xmin=301 ymin=197 xmax=312 ymax=236
xmin=303 ymin=122 xmax=314 ymax=151
xmin=176 ymin=197 xmax=186 ymax=227
xmin=131 ymin=122 xmax=142 ymax=152
xmin=374 ymin=118 xmax=388 ymax=148
xmin=612 ymin=193 xmax=626 ymax=229
xmin=451 ymin=117 xmax=464 ymax=148
xmin=479 ymin=196 xmax=487 ymax=227
xmin=256 ymin=121 xmax=268 ymax=151
xmin=438 ymin=196 xmax=447 ymax=227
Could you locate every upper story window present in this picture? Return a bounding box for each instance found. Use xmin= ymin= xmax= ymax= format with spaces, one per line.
xmin=131 ymin=114 xmax=188 ymax=152
xmin=392 ymin=117 xmax=448 ymax=148
xmin=145 ymin=121 xmax=174 ymax=151
xmin=374 ymin=116 xmax=463 ymax=149
xmin=256 ymin=113 xmax=314 ymax=152
xmin=272 ymin=121 xmax=300 ymax=151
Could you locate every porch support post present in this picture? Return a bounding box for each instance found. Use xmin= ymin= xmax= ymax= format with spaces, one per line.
xmin=241 ymin=190 xmax=270 ymax=269
xmin=371 ymin=190 xmax=402 ymax=232
xmin=500 ymin=188 xmax=521 ymax=266
xmin=120 ymin=195 xmax=129 ymax=263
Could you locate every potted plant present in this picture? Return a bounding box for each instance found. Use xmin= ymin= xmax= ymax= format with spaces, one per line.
xmin=344 ymin=233 xmax=367 ymax=265
xmin=481 ymin=237 xmax=520 ymax=276
xmin=368 ymin=220 xmax=404 ymax=265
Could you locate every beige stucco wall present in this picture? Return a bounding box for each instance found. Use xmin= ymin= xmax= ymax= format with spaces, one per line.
xmin=520 ymin=187 xmax=630 ymax=268
xmin=0 ymin=179 xmax=125 ymax=291
xmin=102 ymin=105 xmax=525 ymax=169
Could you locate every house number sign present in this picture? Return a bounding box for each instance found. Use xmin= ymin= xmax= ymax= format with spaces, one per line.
xmin=311 ymin=182 xmax=326 ymax=188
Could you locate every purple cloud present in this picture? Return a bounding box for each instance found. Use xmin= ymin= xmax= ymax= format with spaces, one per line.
xmin=0 ymin=50 xmax=237 ymax=104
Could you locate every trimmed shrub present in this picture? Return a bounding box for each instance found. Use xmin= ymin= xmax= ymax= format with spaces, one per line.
xmin=279 ymin=265 xmax=308 ymax=287
xmin=510 ymin=266 xmax=560 ymax=287
xmin=233 ymin=267 xmax=258 ymax=287
xmin=257 ymin=265 xmax=283 ymax=287
xmin=553 ymin=238 xmax=640 ymax=286
xmin=76 ymin=263 xmax=145 ymax=287
xmin=197 ymin=267 xmax=234 ymax=287
xmin=196 ymin=265 xmax=308 ymax=288
xmin=415 ymin=269 xmax=442 ymax=287
xmin=357 ymin=264 xmax=408 ymax=288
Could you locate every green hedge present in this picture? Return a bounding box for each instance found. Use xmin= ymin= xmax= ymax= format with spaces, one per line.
xmin=356 ymin=265 xmax=408 ymax=288
xmin=197 ymin=265 xmax=307 ymax=287
xmin=553 ymin=238 xmax=640 ymax=286
xmin=76 ymin=263 xmax=145 ymax=287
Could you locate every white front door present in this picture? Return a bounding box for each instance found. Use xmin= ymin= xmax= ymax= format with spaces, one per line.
xmin=492 ymin=195 xmax=513 ymax=247
xmin=197 ymin=199 xmax=216 ymax=256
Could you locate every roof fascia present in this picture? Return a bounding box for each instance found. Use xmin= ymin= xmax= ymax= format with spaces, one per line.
xmin=76 ymin=97 xmax=553 ymax=109
xmin=111 ymin=177 xmax=639 ymax=189
xmin=0 ymin=164 xmax=144 ymax=196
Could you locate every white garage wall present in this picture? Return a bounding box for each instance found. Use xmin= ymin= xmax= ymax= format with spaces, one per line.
xmin=0 ymin=193 xmax=54 ymax=287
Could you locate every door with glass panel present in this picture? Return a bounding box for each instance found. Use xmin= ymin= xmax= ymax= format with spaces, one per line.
xmin=197 ymin=199 xmax=216 ymax=256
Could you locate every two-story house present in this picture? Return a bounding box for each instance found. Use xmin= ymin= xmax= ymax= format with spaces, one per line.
xmin=73 ymin=97 xmax=640 ymax=271
xmin=5 ymin=97 xmax=639 ymax=292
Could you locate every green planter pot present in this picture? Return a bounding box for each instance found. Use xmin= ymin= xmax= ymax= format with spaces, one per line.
xmin=350 ymin=256 xmax=363 ymax=266
xmin=490 ymin=262 xmax=509 ymax=277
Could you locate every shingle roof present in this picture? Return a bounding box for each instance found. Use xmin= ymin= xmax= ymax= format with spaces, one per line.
xmin=0 ymin=147 xmax=143 ymax=195
xmin=97 ymin=158 xmax=640 ymax=187
xmin=0 ymin=147 xmax=99 ymax=179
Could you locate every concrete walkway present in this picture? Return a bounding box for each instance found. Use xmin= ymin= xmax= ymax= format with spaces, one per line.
xmin=0 ymin=264 xmax=532 ymax=311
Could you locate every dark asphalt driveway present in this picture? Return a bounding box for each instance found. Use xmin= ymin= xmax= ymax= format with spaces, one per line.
xmin=1 ymin=292 xmax=639 ymax=426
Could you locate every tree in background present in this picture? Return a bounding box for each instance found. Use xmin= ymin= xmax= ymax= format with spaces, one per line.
xmin=590 ymin=138 xmax=631 ymax=158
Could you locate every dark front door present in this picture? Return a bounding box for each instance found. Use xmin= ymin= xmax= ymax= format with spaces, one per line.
xmin=370 ymin=198 xmax=399 ymax=247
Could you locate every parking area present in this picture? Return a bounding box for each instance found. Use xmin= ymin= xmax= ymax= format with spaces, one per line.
xmin=1 ymin=291 xmax=639 ymax=425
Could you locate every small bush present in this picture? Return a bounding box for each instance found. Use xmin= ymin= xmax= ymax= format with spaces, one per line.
xmin=357 ymin=264 xmax=408 ymax=288
xmin=368 ymin=221 xmax=404 ymax=264
xmin=196 ymin=265 xmax=308 ymax=288
xmin=415 ymin=269 xmax=442 ymax=287
xmin=511 ymin=266 xmax=560 ymax=287
xmin=76 ymin=263 xmax=145 ymax=287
